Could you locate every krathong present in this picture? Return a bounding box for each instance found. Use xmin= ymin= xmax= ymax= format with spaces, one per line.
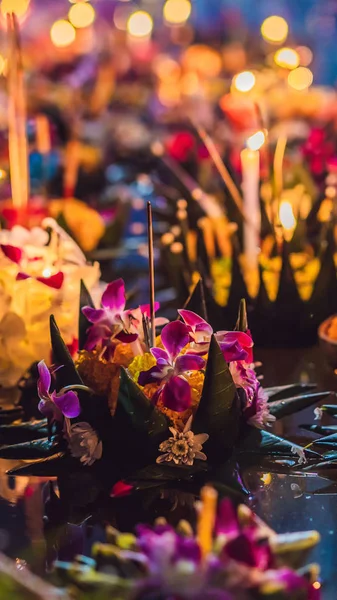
xmin=0 ymin=219 xmax=100 ymax=387
xmin=52 ymin=487 xmax=321 ymax=599
xmin=1 ymin=278 xmax=331 ymax=502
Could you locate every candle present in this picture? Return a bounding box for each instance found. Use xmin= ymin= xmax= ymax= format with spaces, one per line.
xmin=197 ymin=485 xmax=218 ymax=558
xmin=241 ymin=131 xmax=265 ymax=271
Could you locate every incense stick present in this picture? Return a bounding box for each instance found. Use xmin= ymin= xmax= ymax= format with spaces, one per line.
xmin=192 ymin=122 xmax=244 ymax=215
xmin=147 ymin=201 xmax=156 ymax=348
xmin=274 ymin=135 xmax=287 ymax=200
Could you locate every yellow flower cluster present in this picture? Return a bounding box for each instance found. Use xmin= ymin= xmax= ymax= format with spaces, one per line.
xmin=76 ymin=350 xmax=120 ymax=415
xmin=127 ymin=352 xmax=156 ymax=383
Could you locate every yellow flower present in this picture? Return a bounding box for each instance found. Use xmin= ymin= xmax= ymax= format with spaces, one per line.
xmin=128 ymin=352 xmax=156 ymax=384
xmin=76 ymin=350 xmax=120 ymax=415
xmin=112 ymin=343 xmax=136 ymax=368
xmin=49 ymin=198 xmax=105 ymax=252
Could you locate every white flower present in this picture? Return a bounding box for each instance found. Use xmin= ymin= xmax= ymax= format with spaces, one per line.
xmin=291 ymin=445 xmax=307 ymax=465
xmin=67 ymin=421 xmax=102 ymax=466
xmin=314 ymin=407 xmax=323 ymax=421
xmin=157 ymin=416 xmax=209 ymax=466
xmin=247 ymin=386 xmax=276 ymax=429
xmin=0 ymin=225 xmax=49 ymax=248
xmin=0 ymin=312 xmax=34 ymax=388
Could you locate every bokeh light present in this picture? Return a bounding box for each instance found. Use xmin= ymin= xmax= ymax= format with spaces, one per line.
xmin=163 ymin=0 xmax=191 ymax=25
xmin=288 ymin=66 xmax=313 ymax=91
xmin=113 ymin=4 xmax=137 ymax=31
xmin=246 ymin=130 xmax=266 ymax=151
xmin=0 ymin=55 xmax=6 ymax=76
xmin=68 ymin=2 xmax=95 ymax=28
xmin=1 ymin=0 xmax=29 ymax=17
xmin=296 ymin=46 xmax=313 ymax=67
xmin=232 ymin=71 xmax=256 ymax=92
xmin=182 ymin=45 xmax=222 ymax=78
xmin=261 ymin=15 xmax=288 ymax=44
xmin=274 ymin=47 xmax=299 ymax=69
xmin=127 ymin=10 xmax=153 ymax=38
xmin=50 ymin=19 xmax=76 ymax=48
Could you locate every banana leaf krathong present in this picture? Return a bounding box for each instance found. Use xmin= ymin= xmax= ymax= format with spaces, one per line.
xmin=1 ymin=289 xmax=327 ymax=501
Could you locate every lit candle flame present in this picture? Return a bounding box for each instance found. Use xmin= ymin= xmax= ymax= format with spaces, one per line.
xmin=42 ymin=268 xmax=52 ymax=278
xmin=246 ymin=130 xmax=266 ymax=151
xmin=279 ymin=200 xmax=296 ymax=240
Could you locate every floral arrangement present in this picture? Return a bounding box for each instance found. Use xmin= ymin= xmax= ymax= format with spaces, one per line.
xmin=2 ymin=277 xmax=329 ymax=499
xmin=0 ymin=219 xmax=100 ymax=387
xmin=53 ymin=487 xmax=321 ymax=599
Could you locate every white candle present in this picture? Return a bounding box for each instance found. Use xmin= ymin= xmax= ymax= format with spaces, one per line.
xmin=241 ymin=131 xmax=264 ymax=271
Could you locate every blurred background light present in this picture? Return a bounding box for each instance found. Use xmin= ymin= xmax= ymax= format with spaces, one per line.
xmin=296 ymin=46 xmax=313 ymax=67
xmin=163 ymin=0 xmax=192 ymax=25
xmin=127 ymin=10 xmax=153 ymax=38
xmin=68 ymin=2 xmax=95 ymax=29
xmin=274 ymin=47 xmax=300 ymax=70
xmin=261 ymin=15 xmax=288 ymax=44
xmin=1 ymin=0 xmax=30 ymax=17
xmin=232 ymin=70 xmax=256 ymax=92
xmin=288 ymin=66 xmax=313 ymax=90
xmin=50 ymin=19 xmax=76 ymax=47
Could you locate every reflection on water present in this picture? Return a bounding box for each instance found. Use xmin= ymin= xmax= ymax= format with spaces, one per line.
xmin=0 ymin=463 xmax=335 ymax=597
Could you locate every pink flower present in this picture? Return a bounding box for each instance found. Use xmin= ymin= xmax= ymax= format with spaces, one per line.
xmin=138 ymin=320 xmax=205 ymax=412
xmin=82 ymin=279 xmax=138 ymax=352
xmin=37 ymin=360 xmax=80 ymax=422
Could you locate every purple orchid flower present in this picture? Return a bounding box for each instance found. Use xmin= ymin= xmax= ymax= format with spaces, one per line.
xmin=82 ymin=278 xmax=138 ymax=352
xmin=178 ymin=309 xmax=213 ymax=355
xmin=216 ymin=331 xmax=254 ymax=363
xmin=138 ymin=320 xmax=205 ymax=412
xmin=229 ymin=362 xmax=275 ymax=429
xmin=37 ymin=360 xmax=80 ymax=422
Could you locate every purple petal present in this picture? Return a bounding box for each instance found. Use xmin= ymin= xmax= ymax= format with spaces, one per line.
xmin=16 ymin=272 xmax=31 ymax=281
xmin=115 ymin=331 xmax=138 ymax=343
xmin=161 ymin=320 xmax=190 ymax=361
xmin=138 ymin=365 xmax=164 ymax=386
xmin=218 ymin=340 xmax=248 ymax=363
xmin=82 ymin=306 xmax=106 ymax=323
xmin=217 ymin=331 xmax=253 ymax=363
xmin=175 ymin=354 xmax=205 ymax=374
xmin=178 ymin=309 xmax=212 ymax=334
xmin=53 ymin=391 xmax=80 ymax=419
xmin=140 ymin=301 xmax=160 ymax=316
xmin=1 ymin=244 xmax=23 ymax=264
xmin=215 ymin=498 xmax=239 ymax=536
xmin=38 ymin=399 xmax=54 ymax=418
xmin=151 ymin=347 xmax=169 ymax=363
xmin=84 ymin=324 xmax=111 ymax=351
xmin=161 ymin=376 xmax=191 ymax=412
xmin=37 ymin=360 xmax=51 ymax=398
xmin=101 ymin=279 xmax=125 ymax=312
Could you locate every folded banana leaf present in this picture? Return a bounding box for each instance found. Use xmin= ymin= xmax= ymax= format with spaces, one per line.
xmin=0 ymin=435 xmax=64 ymax=459
xmin=237 ymin=429 xmax=321 ymax=463
xmin=268 ymin=391 xmax=331 ymax=420
xmin=310 ymin=432 xmax=337 ymax=450
xmin=79 ymin=280 xmax=94 ymax=352
xmin=265 ymin=383 xmax=317 ymax=401
xmin=0 ymin=419 xmax=49 ymax=444
xmin=300 ymin=424 xmax=337 ymax=435
xmin=0 ymin=406 xmax=24 ymax=424
xmin=192 ymin=335 xmax=241 ymax=462
xmin=6 ymin=452 xmax=71 ymax=476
